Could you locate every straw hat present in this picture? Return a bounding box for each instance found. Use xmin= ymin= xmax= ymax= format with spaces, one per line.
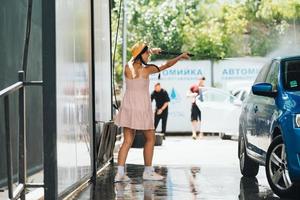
xmin=131 ymin=42 xmax=147 ymax=58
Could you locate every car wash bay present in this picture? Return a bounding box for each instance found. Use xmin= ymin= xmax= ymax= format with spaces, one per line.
xmin=2 ymin=1 xmax=299 ymax=200
xmin=74 ymin=136 xmax=281 ymax=200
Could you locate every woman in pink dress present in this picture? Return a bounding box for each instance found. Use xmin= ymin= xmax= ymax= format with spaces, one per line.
xmin=114 ymin=42 xmax=189 ymax=182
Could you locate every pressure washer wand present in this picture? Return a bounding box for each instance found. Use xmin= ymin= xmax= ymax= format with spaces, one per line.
xmin=160 ymin=50 xmax=194 ymax=57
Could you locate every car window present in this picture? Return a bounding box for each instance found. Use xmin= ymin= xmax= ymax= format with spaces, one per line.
xmin=233 ymin=90 xmax=240 ymax=97
xmin=254 ymin=62 xmax=271 ymax=84
xmin=283 ymin=59 xmax=300 ymax=91
xmin=241 ymin=91 xmax=248 ymax=101
xmin=202 ymin=90 xmax=229 ymax=102
xmin=265 ymin=61 xmax=279 ymax=91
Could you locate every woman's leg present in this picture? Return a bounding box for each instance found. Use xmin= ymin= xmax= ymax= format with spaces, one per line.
xmin=142 ymin=129 xmax=164 ymax=180
xmin=143 ymin=129 xmax=156 ymax=166
xmin=191 ymin=120 xmax=198 ymax=139
xmin=117 ymin=127 xmax=135 ymax=166
xmin=191 ymin=104 xmax=198 ymax=139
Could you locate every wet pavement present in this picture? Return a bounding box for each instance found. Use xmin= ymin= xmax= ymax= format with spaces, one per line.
xmin=74 ymin=136 xmax=291 ymax=200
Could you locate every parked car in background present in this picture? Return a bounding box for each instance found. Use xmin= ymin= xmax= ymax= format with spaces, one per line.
xmin=195 ymin=87 xmax=242 ymax=139
xmin=238 ymin=56 xmax=300 ymax=198
xmin=232 ymin=87 xmax=250 ymax=103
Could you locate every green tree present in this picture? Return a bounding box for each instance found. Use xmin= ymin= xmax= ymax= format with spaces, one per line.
xmin=127 ymin=0 xmax=186 ymax=57
xmin=244 ymin=0 xmax=299 ymax=56
xmin=111 ymin=0 xmax=124 ymax=84
xmin=111 ymin=0 xmax=300 ymax=83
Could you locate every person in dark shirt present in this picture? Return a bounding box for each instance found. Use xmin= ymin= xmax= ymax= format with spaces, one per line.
xmin=151 ymin=83 xmax=170 ymax=139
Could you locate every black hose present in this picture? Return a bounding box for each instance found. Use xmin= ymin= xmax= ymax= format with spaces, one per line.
xmin=111 ymin=0 xmax=123 ymax=110
xmin=22 ymin=0 xmax=33 ymax=80
xmin=160 ymin=50 xmax=194 ymax=57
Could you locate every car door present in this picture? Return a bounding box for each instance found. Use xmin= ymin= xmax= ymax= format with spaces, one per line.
xmin=245 ymin=62 xmax=271 ymax=155
xmin=196 ymin=88 xmax=226 ymax=133
xmin=255 ymin=61 xmax=279 ymax=155
xmin=196 ymin=88 xmax=240 ymax=134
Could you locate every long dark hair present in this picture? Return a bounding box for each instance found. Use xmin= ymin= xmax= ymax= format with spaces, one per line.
xmin=134 ymin=45 xmax=161 ymax=78
xmin=134 ymin=45 xmax=148 ymax=63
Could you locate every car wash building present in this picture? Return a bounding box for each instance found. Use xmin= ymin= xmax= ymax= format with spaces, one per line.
xmin=0 ymin=1 xmax=115 ymax=199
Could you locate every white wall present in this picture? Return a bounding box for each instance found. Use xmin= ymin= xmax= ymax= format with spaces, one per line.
xmin=149 ymin=57 xmax=266 ymax=133
xmin=94 ymin=0 xmax=112 ymax=122
xmin=214 ymin=57 xmax=267 ymax=91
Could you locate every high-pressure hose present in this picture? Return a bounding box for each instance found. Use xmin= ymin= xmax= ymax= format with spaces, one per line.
xmin=110 ymin=1 xmax=194 ymax=110
xmin=22 ymin=0 xmax=33 ymax=80
xmin=111 ymin=0 xmax=123 ymax=110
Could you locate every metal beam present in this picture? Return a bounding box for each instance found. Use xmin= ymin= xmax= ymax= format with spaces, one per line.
xmin=23 ymin=81 xmax=43 ymax=86
xmin=26 ymin=183 xmax=44 ymax=188
xmin=42 ymin=0 xmax=58 ymax=199
xmin=90 ymin=0 xmax=97 ymax=183
xmin=12 ymin=184 xmax=25 ymax=200
xmin=4 ymin=96 xmax=13 ymax=199
xmin=109 ymin=0 xmax=114 ymax=119
xmin=18 ymin=71 xmax=26 ymax=200
xmin=0 ymin=82 xmax=23 ymax=97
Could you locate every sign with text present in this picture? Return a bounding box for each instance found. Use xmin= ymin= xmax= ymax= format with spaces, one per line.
xmin=149 ymin=58 xmax=265 ymax=133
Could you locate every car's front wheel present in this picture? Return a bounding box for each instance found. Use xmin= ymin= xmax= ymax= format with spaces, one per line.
xmin=265 ymin=135 xmax=300 ymax=198
xmin=238 ymin=132 xmax=259 ymax=177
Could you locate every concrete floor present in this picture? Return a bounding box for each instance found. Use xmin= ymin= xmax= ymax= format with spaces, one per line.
xmin=0 ymin=170 xmax=44 ymax=200
xmin=74 ymin=136 xmax=291 ymax=200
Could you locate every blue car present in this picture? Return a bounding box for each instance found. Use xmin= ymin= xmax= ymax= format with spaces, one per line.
xmin=239 ymin=56 xmax=300 ymax=198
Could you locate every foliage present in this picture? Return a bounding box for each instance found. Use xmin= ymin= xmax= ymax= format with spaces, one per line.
xmin=126 ymin=0 xmax=186 ymax=58
xmin=111 ymin=0 xmax=124 ymax=84
xmin=256 ymin=0 xmax=300 ymax=22
xmin=111 ymin=0 xmax=300 ymax=83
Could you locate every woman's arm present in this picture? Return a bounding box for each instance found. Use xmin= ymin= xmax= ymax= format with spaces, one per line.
xmin=145 ymin=52 xmax=190 ymax=75
xmin=159 ymin=53 xmax=189 ymax=71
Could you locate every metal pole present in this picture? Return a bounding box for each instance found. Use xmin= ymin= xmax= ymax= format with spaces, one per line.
xmin=210 ymin=59 xmax=214 ymax=87
xmin=90 ymin=0 xmax=97 ymax=183
xmin=18 ymin=71 xmax=26 ymax=200
xmin=42 ymin=0 xmax=58 ymax=199
xmin=4 ymin=96 xmax=13 ymax=199
xmin=109 ymin=0 xmax=114 ymax=119
xmin=293 ymin=18 xmax=297 ymax=50
xmin=122 ymin=0 xmax=127 ymax=68
xmin=122 ymin=0 xmax=127 ymax=98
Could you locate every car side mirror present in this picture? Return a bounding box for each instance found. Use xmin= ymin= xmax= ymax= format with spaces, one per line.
xmin=252 ymin=83 xmax=277 ymax=98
